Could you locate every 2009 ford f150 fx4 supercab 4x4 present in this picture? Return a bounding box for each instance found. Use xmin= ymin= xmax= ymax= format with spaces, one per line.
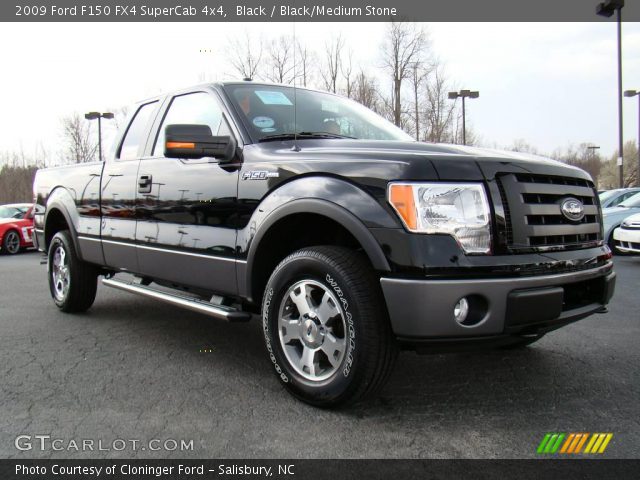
xmin=33 ymin=82 xmax=616 ymax=407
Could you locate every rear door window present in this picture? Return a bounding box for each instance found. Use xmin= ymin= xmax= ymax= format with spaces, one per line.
xmin=119 ymin=101 xmax=158 ymax=160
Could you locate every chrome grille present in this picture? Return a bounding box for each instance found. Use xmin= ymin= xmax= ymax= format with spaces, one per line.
xmin=497 ymin=173 xmax=602 ymax=251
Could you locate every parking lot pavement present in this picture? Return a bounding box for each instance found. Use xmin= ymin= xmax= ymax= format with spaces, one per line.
xmin=0 ymin=251 xmax=638 ymax=459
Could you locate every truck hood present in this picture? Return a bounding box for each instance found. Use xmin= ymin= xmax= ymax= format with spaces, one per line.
xmin=252 ymin=139 xmax=590 ymax=182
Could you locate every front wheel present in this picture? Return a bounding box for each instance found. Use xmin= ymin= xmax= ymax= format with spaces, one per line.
xmin=48 ymin=230 xmax=98 ymax=313
xmin=2 ymin=230 xmax=21 ymax=255
xmin=262 ymin=246 xmax=397 ymax=408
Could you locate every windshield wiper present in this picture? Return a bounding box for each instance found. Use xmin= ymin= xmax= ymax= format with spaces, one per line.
xmin=258 ymin=132 xmax=355 ymax=142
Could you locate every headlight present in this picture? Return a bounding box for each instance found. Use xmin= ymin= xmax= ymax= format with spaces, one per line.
xmin=388 ymin=182 xmax=492 ymax=254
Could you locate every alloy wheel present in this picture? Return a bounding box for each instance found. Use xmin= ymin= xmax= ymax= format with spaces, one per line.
xmin=278 ymin=279 xmax=347 ymax=381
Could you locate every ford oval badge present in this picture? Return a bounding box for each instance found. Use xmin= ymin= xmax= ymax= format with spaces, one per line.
xmin=560 ymin=197 xmax=585 ymax=222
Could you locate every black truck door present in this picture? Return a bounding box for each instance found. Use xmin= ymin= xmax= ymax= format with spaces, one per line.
xmin=134 ymin=90 xmax=241 ymax=295
xmin=101 ymin=100 xmax=160 ymax=272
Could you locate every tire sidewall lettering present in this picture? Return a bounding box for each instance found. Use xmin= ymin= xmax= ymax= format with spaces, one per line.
xmin=325 ymin=273 xmax=355 ymax=378
xmin=262 ymin=287 xmax=289 ymax=383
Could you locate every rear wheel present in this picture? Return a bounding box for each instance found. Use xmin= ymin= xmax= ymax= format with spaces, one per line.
xmin=262 ymin=246 xmax=397 ymax=408
xmin=2 ymin=230 xmax=21 ymax=255
xmin=48 ymin=230 xmax=98 ymax=313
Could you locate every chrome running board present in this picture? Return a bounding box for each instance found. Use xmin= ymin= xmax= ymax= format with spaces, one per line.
xmin=102 ymin=278 xmax=251 ymax=322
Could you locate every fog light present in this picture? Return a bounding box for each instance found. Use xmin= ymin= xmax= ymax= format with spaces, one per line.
xmin=454 ymin=297 xmax=469 ymax=324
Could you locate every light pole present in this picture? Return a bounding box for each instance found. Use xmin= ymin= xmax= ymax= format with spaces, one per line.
xmin=448 ymin=89 xmax=479 ymax=145
xmin=624 ymin=89 xmax=640 ymax=186
xmin=587 ymin=145 xmax=601 ymax=159
xmin=597 ymin=0 xmax=625 ymax=187
xmin=84 ymin=111 xmax=114 ymax=162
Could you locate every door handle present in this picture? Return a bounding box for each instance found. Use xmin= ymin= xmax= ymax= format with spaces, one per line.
xmin=138 ymin=174 xmax=152 ymax=193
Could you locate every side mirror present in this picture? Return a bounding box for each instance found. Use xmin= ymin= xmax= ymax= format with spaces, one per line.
xmin=164 ymin=124 xmax=235 ymax=161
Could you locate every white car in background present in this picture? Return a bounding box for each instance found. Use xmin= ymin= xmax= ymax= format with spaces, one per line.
xmin=613 ymin=213 xmax=640 ymax=254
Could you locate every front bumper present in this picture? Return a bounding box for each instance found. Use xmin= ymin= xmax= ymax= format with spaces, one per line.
xmin=381 ymin=262 xmax=615 ymax=340
xmin=613 ymin=228 xmax=640 ymax=254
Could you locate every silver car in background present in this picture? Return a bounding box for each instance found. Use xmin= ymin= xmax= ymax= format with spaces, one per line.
xmin=599 ymin=188 xmax=640 ymax=209
xmin=613 ymin=212 xmax=640 ymax=254
xmin=603 ymin=192 xmax=640 ymax=253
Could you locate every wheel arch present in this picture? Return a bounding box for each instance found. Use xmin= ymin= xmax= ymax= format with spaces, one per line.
xmin=244 ymin=198 xmax=392 ymax=305
xmin=43 ymin=188 xmax=81 ymax=256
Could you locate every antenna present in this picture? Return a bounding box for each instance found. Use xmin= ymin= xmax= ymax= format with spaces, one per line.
xmin=292 ymin=18 xmax=300 ymax=152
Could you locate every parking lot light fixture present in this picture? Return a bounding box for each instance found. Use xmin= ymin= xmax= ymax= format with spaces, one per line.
xmin=624 ymin=89 xmax=640 ymax=186
xmin=448 ymin=89 xmax=479 ymax=146
xmin=597 ymin=0 xmax=625 ymax=187
xmin=84 ymin=112 xmax=115 ymax=162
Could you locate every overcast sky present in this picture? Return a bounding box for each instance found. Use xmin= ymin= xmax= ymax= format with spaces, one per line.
xmin=0 ymin=22 xmax=639 ymax=162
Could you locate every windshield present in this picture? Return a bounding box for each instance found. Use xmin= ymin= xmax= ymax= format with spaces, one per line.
xmin=598 ymin=190 xmax=620 ymax=203
xmin=223 ymin=84 xmax=413 ymax=143
xmin=0 ymin=206 xmax=26 ymax=219
xmin=619 ymin=192 xmax=640 ymax=208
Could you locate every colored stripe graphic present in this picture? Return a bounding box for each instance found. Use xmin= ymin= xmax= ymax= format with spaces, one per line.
xmin=550 ymin=434 xmax=565 ymax=453
xmin=584 ymin=433 xmax=599 ymax=453
xmin=585 ymin=433 xmax=614 ymax=454
xmin=598 ymin=434 xmax=613 ymax=453
xmin=574 ymin=433 xmax=589 ymax=453
xmin=545 ymin=434 xmax=559 ymax=453
xmin=560 ymin=433 xmax=575 ymax=453
xmin=538 ymin=433 xmax=613 ymax=454
xmin=537 ymin=434 xmax=552 ymax=454
xmin=537 ymin=433 xmax=565 ymax=454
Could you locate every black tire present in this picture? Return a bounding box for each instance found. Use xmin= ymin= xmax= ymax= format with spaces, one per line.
xmin=48 ymin=230 xmax=98 ymax=313
xmin=2 ymin=229 xmax=21 ymax=255
xmin=262 ymin=246 xmax=397 ymax=408
xmin=608 ymin=230 xmax=626 ymax=256
xmin=500 ymin=333 xmax=545 ymax=350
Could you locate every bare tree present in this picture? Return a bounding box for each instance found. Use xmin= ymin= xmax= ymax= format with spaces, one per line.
xmin=509 ymin=139 xmax=540 ymax=154
xmin=451 ymin=110 xmax=478 ymax=146
xmin=352 ymin=70 xmax=381 ymax=112
xmin=381 ymin=22 xmax=427 ymax=127
xmin=265 ymin=36 xmax=296 ymax=84
xmin=409 ymin=61 xmax=429 ymax=141
xmin=296 ymin=41 xmax=315 ymax=87
xmin=320 ymin=35 xmax=345 ymax=93
xmin=341 ymin=48 xmax=355 ymax=98
xmin=61 ymin=113 xmax=98 ymax=164
xmin=227 ymin=32 xmax=264 ymax=80
xmin=0 ymin=163 xmax=38 ymax=203
xmin=423 ymin=67 xmax=457 ymax=143
xmin=555 ymin=143 xmax=605 ymax=186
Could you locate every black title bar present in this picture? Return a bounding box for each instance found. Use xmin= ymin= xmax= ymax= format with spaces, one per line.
xmin=2 ymin=459 xmax=640 ymax=480
xmin=4 ymin=0 xmax=640 ymax=22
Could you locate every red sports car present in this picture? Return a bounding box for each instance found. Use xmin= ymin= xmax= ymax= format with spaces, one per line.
xmin=0 ymin=203 xmax=42 ymax=255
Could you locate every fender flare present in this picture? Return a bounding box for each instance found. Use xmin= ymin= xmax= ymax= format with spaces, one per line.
xmin=43 ymin=187 xmax=82 ymax=256
xmin=244 ymin=197 xmax=392 ymax=301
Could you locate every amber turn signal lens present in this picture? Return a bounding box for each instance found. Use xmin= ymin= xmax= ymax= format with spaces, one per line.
xmin=166 ymin=142 xmax=195 ymax=149
xmin=389 ymin=184 xmax=417 ymax=230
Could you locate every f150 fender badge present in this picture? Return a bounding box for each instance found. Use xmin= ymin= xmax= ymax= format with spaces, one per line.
xmin=560 ymin=197 xmax=585 ymax=222
xmin=242 ymin=171 xmax=280 ymax=180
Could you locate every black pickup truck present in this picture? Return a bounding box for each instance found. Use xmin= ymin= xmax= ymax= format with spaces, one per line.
xmin=33 ymin=82 xmax=616 ymax=407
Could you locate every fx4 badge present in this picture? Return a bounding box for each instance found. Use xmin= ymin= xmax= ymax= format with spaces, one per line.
xmin=242 ymin=171 xmax=280 ymax=181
